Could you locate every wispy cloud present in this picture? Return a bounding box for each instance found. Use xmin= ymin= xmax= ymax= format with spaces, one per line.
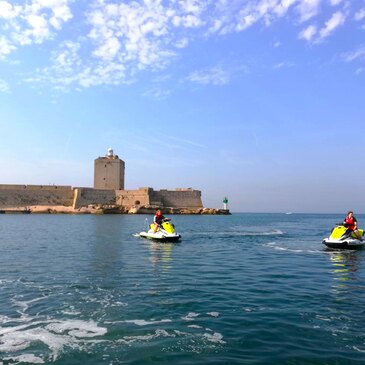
xmin=341 ymin=46 xmax=365 ymax=75
xmin=187 ymin=66 xmax=231 ymax=85
xmin=0 ymin=0 xmax=72 ymax=57
xmin=299 ymin=24 xmax=317 ymax=41
xmin=342 ymin=47 xmax=365 ymax=62
xmin=318 ymin=11 xmax=346 ymax=41
xmin=142 ymin=87 xmax=171 ymax=100
xmin=0 ymin=36 xmax=16 ymax=58
xmin=0 ymin=79 xmax=9 ymax=92
xmin=87 ymin=1 xmax=176 ymax=70
xmin=330 ymin=0 xmax=343 ymax=6
xmin=0 ymin=0 xmax=361 ymax=90
xmin=299 ymin=10 xmax=346 ymax=43
xmin=354 ymin=9 xmax=365 ymax=21
xmin=273 ymin=61 xmax=294 ymax=69
xmin=296 ymin=0 xmax=322 ymax=22
xmin=24 ymin=0 xmax=209 ymax=89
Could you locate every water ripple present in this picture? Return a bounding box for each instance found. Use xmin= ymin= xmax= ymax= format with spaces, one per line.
xmin=1 ymin=214 xmax=365 ymax=364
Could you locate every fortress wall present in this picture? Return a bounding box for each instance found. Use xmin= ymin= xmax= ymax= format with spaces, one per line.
xmin=73 ymin=188 xmax=116 ymax=208
xmin=115 ymin=188 xmax=150 ymax=207
xmin=150 ymin=189 xmax=203 ymax=209
xmin=0 ymin=184 xmax=204 ymax=210
xmin=0 ymin=184 xmax=74 ymax=208
xmin=114 ymin=188 xmax=203 ymax=209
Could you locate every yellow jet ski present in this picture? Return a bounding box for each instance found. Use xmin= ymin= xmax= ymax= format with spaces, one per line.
xmin=139 ymin=220 xmax=181 ymax=242
xmin=323 ymin=224 xmax=365 ymax=249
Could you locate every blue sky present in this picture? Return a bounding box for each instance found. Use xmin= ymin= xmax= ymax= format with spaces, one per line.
xmin=1 ymin=0 xmax=365 ymax=213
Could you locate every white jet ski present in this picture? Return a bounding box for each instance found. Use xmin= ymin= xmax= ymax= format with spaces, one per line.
xmin=139 ymin=219 xmax=181 ymax=242
xmin=323 ymin=224 xmax=365 ymax=249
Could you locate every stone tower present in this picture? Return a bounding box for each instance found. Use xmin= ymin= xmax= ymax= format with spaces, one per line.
xmin=94 ymin=148 xmax=125 ymax=190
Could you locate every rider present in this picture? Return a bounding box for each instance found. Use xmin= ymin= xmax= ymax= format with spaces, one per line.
xmin=153 ymin=209 xmax=171 ymax=233
xmin=343 ymin=211 xmax=363 ymax=241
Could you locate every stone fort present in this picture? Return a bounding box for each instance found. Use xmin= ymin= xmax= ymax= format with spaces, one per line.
xmin=0 ymin=149 xmax=204 ymax=213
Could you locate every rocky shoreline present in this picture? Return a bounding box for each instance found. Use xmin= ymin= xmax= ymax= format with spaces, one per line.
xmin=1 ymin=205 xmax=231 ymax=215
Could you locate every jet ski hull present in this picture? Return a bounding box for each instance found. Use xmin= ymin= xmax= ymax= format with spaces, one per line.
xmin=138 ymin=220 xmax=181 ymax=242
xmin=139 ymin=231 xmax=181 ymax=242
xmin=323 ymin=225 xmax=365 ymax=249
xmin=322 ymin=238 xmax=365 ymax=250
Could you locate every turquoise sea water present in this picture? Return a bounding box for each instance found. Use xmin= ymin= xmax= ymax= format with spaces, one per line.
xmin=1 ymin=213 xmax=365 ymax=364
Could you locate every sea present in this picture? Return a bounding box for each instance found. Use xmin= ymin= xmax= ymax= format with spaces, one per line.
xmin=1 ymin=213 xmax=365 ymax=365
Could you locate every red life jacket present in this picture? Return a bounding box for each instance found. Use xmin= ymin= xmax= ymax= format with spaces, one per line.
xmin=154 ymin=213 xmax=164 ymax=224
xmin=345 ymin=217 xmax=356 ymax=230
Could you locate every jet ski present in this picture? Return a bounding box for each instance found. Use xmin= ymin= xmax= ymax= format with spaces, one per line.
xmin=139 ymin=219 xmax=181 ymax=242
xmin=322 ymin=224 xmax=365 ymax=249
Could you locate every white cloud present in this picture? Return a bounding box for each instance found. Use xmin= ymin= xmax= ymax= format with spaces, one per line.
xmin=330 ymin=0 xmax=343 ymax=5
xmin=0 ymin=79 xmax=9 ymax=92
xmin=299 ymin=24 xmax=317 ymax=41
xmin=354 ymin=9 xmax=365 ymax=21
xmin=273 ymin=0 xmax=298 ymax=17
xmin=178 ymin=0 xmax=203 ymax=14
xmin=273 ymin=40 xmax=281 ymax=48
xmin=0 ymin=0 xmax=72 ymax=52
xmin=171 ymin=0 xmax=206 ymax=28
xmin=273 ymin=61 xmax=294 ymax=69
xmin=87 ymin=1 xmax=175 ymax=70
xmin=188 ymin=66 xmax=231 ymax=85
xmin=340 ymin=46 xmax=365 ymax=77
xmin=0 ymin=1 xmax=21 ymax=19
xmin=318 ymin=11 xmax=346 ymax=41
xmin=0 ymin=36 xmax=16 ymax=57
xmin=25 ymin=41 xmax=83 ymax=89
xmin=342 ymin=47 xmax=365 ymax=62
xmin=175 ymin=37 xmax=189 ymax=48
xmin=299 ymin=10 xmax=346 ymax=42
xmin=206 ymin=0 xmax=299 ymax=35
xmin=172 ymin=14 xmax=202 ymax=28
xmin=296 ymin=0 xmax=322 ymax=22
xmin=142 ymin=87 xmax=171 ymax=100
xmin=92 ymin=37 xmax=121 ymax=61
xmin=25 ymin=13 xmax=51 ymax=43
xmin=1 ymin=0 xmax=359 ymax=90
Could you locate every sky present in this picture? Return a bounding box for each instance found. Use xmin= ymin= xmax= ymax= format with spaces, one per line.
xmin=0 ymin=0 xmax=365 ymax=213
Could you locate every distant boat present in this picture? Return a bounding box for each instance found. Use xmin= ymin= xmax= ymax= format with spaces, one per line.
xmin=285 ymin=212 xmax=293 ymax=215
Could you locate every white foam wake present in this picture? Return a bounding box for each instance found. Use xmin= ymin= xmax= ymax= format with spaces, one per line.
xmin=123 ymin=319 xmax=172 ymax=326
xmin=0 ymin=319 xmax=107 ymax=363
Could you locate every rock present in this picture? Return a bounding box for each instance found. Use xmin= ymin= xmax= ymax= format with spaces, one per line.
xmin=128 ymin=207 xmax=139 ymax=214
xmin=5 ymin=203 xmax=230 ymax=215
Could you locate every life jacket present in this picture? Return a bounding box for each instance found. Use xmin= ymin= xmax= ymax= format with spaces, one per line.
xmin=154 ymin=213 xmax=164 ymax=225
xmin=345 ymin=216 xmax=356 ymax=231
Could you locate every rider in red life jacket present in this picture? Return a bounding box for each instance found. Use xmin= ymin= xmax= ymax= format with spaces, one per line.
xmin=153 ymin=209 xmax=171 ymax=233
xmin=343 ymin=211 xmax=363 ymax=241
